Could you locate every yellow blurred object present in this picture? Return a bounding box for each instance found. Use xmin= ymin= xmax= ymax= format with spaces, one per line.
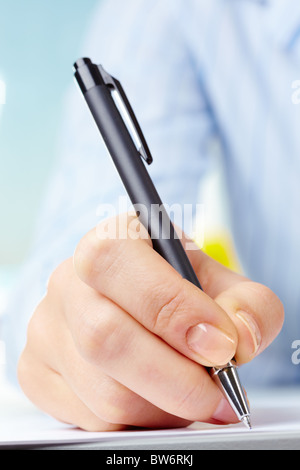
xmin=195 ymin=230 xmax=241 ymax=273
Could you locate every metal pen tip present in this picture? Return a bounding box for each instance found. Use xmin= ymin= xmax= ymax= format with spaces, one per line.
xmin=242 ymin=416 xmax=252 ymax=430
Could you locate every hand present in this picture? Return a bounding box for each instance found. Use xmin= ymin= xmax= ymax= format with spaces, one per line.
xmin=18 ymin=213 xmax=284 ymax=431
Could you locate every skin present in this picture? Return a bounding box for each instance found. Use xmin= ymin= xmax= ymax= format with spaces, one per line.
xmin=18 ymin=213 xmax=284 ymax=431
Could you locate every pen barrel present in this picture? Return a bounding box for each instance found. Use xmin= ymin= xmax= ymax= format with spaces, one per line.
xmin=75 ymin=64 xmax=250 ymax=427
xmin=84 ymin=85 xmax=201 ymax=287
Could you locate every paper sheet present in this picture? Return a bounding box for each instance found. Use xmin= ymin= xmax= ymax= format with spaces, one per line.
xmin=0 ymin=387 xmax=299 ymax=448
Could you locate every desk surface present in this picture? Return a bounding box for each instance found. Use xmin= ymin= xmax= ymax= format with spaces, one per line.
xmin=0 ymin=383 xmax=299 ymax=450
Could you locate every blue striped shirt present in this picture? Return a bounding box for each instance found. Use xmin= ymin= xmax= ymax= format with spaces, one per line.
xmin=3 ymin=0 xmax=300 ymax=387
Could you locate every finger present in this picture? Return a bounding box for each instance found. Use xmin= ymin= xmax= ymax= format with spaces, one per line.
xmin=23 ymin=281 xmax=237 ymax=427
xmin=61 ymin=285 xmax=234 ymax=423
xmin=18 ymin=349 xmax=191 ymax=431
xmin=214 ymin=281 xmax=284 ymax=364
xmin=18 ymin=352 xmax=124 ymax=432
xmin=20 ymin=293 xmax=190 ymax=430
xmin=178 ymin=231 xmax=285 ymax=363
xmin=74 ymin=219 xmax=238 ymax=368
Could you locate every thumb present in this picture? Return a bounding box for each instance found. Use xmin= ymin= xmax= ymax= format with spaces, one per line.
xmin=214 ymin=281 xmax=284 ymax=364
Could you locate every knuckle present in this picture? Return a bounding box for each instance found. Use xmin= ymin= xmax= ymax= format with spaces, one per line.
xmin=75 ymin=226 xmax=124 ymax=284
xmin=151 ymin=281 xmax=187 ymax=332
xmin=76 ymin=314 xmax=108 ymax=363
xmin=76 ymin=308 xmax=124 ymax=365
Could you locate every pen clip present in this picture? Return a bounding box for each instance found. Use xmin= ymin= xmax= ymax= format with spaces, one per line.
xmin=98 ymin=65 xmax=153 ymax=165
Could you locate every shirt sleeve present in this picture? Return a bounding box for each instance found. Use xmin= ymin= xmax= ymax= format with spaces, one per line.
xmin=2 ymin=0 xmax=217 ymax=384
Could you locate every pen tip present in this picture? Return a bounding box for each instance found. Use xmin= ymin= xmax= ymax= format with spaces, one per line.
xmin=242 ymin=416 xmax=252 ymax=430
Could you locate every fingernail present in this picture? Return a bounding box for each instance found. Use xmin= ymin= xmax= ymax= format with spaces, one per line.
xmin=186 ymin=323 xmax=236 ymax=365
xmin=236 ymin=311 xmax=262 ymax=356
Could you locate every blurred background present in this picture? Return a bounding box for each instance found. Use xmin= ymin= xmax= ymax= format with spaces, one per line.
xmin=0 ymin=0 xmax=98 ymax=377
xmin=0 ymin=0 xmax=99 ymax=266
xmin=0 ymin=0 xmax=239 ymax=378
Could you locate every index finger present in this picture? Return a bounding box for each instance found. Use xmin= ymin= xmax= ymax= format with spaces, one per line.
xmin=74 ymin=214 xmax=238 ymax=368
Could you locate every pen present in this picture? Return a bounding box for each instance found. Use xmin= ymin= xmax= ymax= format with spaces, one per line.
xmin=73 ymin=58 xmax=251 ymax=430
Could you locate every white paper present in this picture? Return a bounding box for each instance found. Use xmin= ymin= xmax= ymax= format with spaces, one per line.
xmin=0 ymin=387 xmax=299 ymax=447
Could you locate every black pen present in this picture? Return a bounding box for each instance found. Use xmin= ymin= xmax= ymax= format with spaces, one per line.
xmin=73 ymin=58 xmax=251 ymax=429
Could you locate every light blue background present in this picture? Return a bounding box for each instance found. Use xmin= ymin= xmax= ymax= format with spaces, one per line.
xmin=0 ymin=0 xmax=99 ymax=265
